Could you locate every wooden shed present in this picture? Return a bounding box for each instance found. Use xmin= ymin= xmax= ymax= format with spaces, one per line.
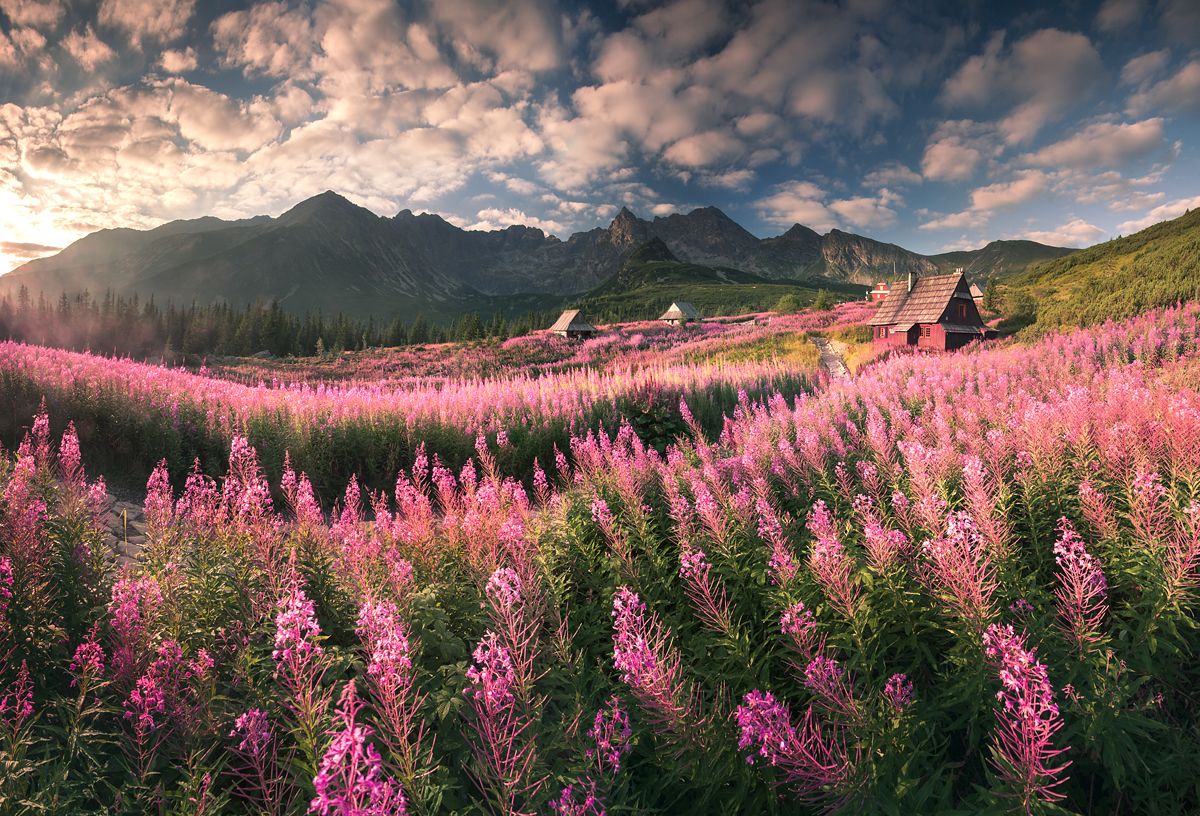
xmin=658 ymin=301 xmax=702 ymax=325
xmin=869 ymin=281 xmax=891 ymax=302
xmin=548 ymin=309 xmax=598 ymax=339
xmin=867 ymin=272 xmax=986 ymax=351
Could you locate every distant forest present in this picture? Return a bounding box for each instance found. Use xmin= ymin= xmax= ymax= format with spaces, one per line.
xmin=1 ymin=285 xmax=559 ymax=360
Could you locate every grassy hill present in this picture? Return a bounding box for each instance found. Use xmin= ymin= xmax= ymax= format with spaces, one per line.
xmin=929 ymin=239 xmax=1077 ymax=282
xmin=571 ymin=238 xmax=866 ymax=322
xmin=1002 ymin=207 xmax=1200 ymax=337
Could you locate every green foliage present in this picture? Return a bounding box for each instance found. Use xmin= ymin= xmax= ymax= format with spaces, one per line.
xmin=773 ymin=293 xmax=803 ymax=314
xmin=813 ymin=289 xmax=835 ymax=311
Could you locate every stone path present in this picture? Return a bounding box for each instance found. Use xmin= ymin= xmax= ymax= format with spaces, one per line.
xmin=100 ymin=495 xmax=148 ymax=571
xmin=810 ymin=336 xmax=850 ymax=380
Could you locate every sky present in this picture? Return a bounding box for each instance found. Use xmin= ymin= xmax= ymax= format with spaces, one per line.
xmin=0 ymin=0 xmax=1198 ymax=274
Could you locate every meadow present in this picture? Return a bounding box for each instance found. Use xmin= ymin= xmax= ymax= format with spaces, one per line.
xmin=0 ymin=303 xmax=876 ymax=501
xmin=0 ymin=300 xmax=1198 ymax=814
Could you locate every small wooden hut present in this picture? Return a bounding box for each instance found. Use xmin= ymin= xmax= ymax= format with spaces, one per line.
xmin=658 ymin=301 xmax=702 ymax=325
xmin=869 ymin=281 xmax=891 ymax=302
xmin=548 ymin=309 xmax=598 ymax=338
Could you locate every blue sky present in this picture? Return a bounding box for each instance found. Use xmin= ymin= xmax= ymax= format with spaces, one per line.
xmin=0 ymin=0 xmax=1197 ymax=273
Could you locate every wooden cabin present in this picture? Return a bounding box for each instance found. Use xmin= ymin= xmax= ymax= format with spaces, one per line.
xmin=869 ymin=281 xmax=891 ymax=302
xmin=658 ymin=301 xmax=702 ymax=325
xmin=867 ymin=272 xmax=987 ymax=351
xmin=548 ymin=309 xmax=598 ymax=339
xmin=969 ymin=283 xmax=985 ymax=307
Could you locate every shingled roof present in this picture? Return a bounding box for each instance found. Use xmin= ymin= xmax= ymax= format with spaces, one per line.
xmin=549 ymin=309 xmax=597 ymax=334
xmin=659 ymin=301 xmax=702 ymax=321
xmin=868 ymin=273 xmax=971 ymax=327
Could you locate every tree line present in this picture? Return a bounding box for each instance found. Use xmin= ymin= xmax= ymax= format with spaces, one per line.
xmin=0 ymin=285 xmax=558 ymax=360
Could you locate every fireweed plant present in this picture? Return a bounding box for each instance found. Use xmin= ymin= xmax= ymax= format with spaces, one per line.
xmin=0 ymin=304 xmax=1199 ymax=812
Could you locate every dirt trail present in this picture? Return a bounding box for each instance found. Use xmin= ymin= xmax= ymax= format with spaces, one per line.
xmin=810 ymin=336 xmax=850 ymax=380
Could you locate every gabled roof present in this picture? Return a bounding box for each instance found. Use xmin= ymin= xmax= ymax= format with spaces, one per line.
xmin=549 ymin=309 xmax=597 ymax=333
xmin=868 ymin=273 xmax=973 ymax=326
xmin=969 ymin=283 xmax=984 ymax=298
xmin=659 ymin=301 xmax=702 ymax=321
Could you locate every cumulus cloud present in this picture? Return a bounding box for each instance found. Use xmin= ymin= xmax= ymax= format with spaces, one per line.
xmin=1095 ymin=0 xmax=1146 ymax=31
xmin=941 ymin=28 xmax=1106 ymax=144
xmin=922 ymin=137 xmax=982 ymax=182
xmin=1126 ymin=59 xmax=1200 ymax=114
xmin=0 ymin=0 xmax=65 ymax=28
xmin=1116 ymin=195 xmax=1200 ymax=233
xmin=970 ymin=170 xmax=1049 ymax=210
xmin=1013 ymin=219 xmax=1106 ymax=247
xmin=464 ymin=206 xmax=566 ymax=235
xmin=1020 ymin=119 xmax=1167 ymax=169
xmin=918 ymin=210 xmax=990 ymax=231
xmin=755 ymin=180 xmax=899 ymax=232
xmin=159 ymin=47 xmax=197 ymax=74
xmin=212 ymin=2 xmax=316 ymax=79
xmin=1121 ymin=49 xmax=1170 ymax=86
xmin=862 ymin=162 xmax=921 ymax=189
xmin=98 ymin=0 xmax=195 ymax=49
xmin=62 ymin=26 xmax=117 ymax=73
xmin=429 ymin=0 xmax=562 ymax=73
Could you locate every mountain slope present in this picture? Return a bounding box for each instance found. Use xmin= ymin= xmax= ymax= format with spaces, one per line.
xmin=929 ymin=239 xmax=1077 ymax=281
xmin=3 ymin=191 xmax=1021 ymax=321
xmin=1003 ymin=208 xmax=1200 ymax=336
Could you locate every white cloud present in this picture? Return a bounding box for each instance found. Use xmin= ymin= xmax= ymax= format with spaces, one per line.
xmin=922 ymin=136 xmax=982 ymax=182
xmin=1019 ymin=119 xmax=1167 ymax=170
xmin=212 ymin=2 xmax=315 ymax=79
xmin=159 ymin=47 xmax=197 ymax=74
xmin=1116 ymin=196 xmax=1200 ymax=233
xmin=1095 ymin=0 xmax=1146 ymax=31
xmin=918 ymin=210 xmax=990 ymax=231
xmin=1127 ymin=59 xmax=1200 ymax=114
xmin=941 ymin=28 xmax=1106 ymax=144
xmin=429 ymin=0 xmax=561 ymax=73
xmin=1121 ymin=49 xmax=1171 ymax=86
xmin=1159 ymin=0 xmax=1200 ymax=44
xmin=465 ymin=206 xmax=566 ymax=235
xmin=0 ymin=0 xmax=65 ymax=28
xmin=62 ymin=26 xmax=117 ymax=73
xmin=755 ymin=180 xmax=898 ymax=232
xmin=662 ymin=130 xmax=743 ymax=167
xmin=970 ymin=170 xmax=1050 ymax=210
xmin=1012 ymin=219 xmax=1106 ymax=247
xmin=863 ymin=162 xmax=921 ymax=189
xmin=98 ymin=0 xmax=195 ymax=49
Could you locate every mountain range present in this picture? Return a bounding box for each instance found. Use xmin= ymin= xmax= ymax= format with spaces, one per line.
xmin=2 ymin=191 xmax=1075 ymax=322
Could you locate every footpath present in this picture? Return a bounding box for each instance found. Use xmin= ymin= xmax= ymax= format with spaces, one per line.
xmin=99 ymin=493 xmax=148 ymax=570
xmin=810 ymin=336 xmax=850 ymax=380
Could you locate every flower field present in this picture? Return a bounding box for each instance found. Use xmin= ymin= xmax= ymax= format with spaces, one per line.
xmin=1 ymin=302 xmax=1199 ymax=814
xmin=0 ymin=306 xmax=854 ymax=499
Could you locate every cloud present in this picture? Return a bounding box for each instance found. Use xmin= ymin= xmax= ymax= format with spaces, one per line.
xmin=662 ymin=130 xmax=743 ymax=167
xmin=1159 ymin=0 xmax=1200 ymax=44
xmin=98 ymin=0 xmax=196 ymax=49
xmin=941 ymin=28 xmax=1106 ymax=144
xmin=922 ymin=136 xmax=982 ymax=181
xmin=212 ymin=2 xmax=316 ymax=79
xmin=1121 ymin=49 xmax=1170 ymax=86
xmin=1019 ymin=119 xmax=1166 ymax=170
xmin=755 ymin=180 xmax=898 ymax=232
xmin=970 ymin=170 xmax=1050 ymax=210
xmin=697 ymin=168 xmax=755 ymax=191
xmin=862 ymin=162 xmax=921 ymax=189
xmin=62 ymin=26 xmax=117 ymax=73
xmin=1095 ymin=0 xmax=1146 ymax=31
xmin=0 ymin=0 xmax=65 ymax=28
xmin=1012 ymin=219 xmax=1106 ymax=247
xmin=1127 ymin=59 xmax=1200 ymax=114
xmin=159 ymin=47 xmax=197 ymax=74
xmin=0 ymin=239 xmax=61 ymax=259
xmin=465 ymin=206 xmax=566 ymax=235
xmin=428 ymin=0 xmax=562 ymax=73
xmin=918 ymin=210 xmax=990 ymax=231
xmin=1116 ymin=195 xmax=1200 ymax=233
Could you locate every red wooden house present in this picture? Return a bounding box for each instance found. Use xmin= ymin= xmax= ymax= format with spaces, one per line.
xmin=867 ymin=272 xmax=987 ymax=351
xmin=869 ymin=281 xmax=891 ymax=302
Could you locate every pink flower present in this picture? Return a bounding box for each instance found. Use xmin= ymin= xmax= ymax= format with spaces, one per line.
xmin=311 ymin=680 xmax=408 ymax=816
xmin=982 ymin=624 xmax=1070 ymax=807
xmin=586 ymin=696 xmax=632 ymax=779
xmin=883 ymin=674 xmax=914 ymax=714
xmin=1052 ymin=519 xmax=1107 ymax=655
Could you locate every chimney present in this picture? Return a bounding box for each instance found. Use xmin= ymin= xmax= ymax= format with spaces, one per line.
xmin=908 ymin=270 xmax=915 ymax=292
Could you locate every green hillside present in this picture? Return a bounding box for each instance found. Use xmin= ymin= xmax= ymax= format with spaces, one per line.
xmin=573 ymin=238 xmax=866 ymax=323
xmin=929 ymin=239 xmax=1076 ymax=282
xmin=1003 ymin=208 xmax=1200 ymax=336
